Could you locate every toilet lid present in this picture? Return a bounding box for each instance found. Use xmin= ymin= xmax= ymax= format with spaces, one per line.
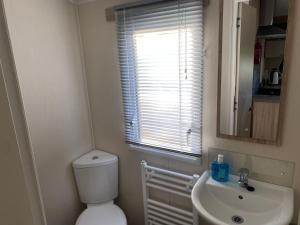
xmin=76 ymin=203 xmax=127 ymax=225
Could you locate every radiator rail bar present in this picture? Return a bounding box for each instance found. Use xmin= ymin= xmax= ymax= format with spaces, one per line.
xmin=141 ymin=160 xmax=200 ymax=225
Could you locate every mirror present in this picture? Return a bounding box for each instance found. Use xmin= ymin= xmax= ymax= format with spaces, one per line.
xmin=217 ymin=0 xmax=291 ymax=144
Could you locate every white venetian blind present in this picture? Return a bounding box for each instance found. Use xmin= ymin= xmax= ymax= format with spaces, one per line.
xmin=117 ymin=0 xmax=203 ymax=156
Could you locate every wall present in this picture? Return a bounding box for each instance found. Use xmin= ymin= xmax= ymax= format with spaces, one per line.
xmin=78 ymin=0 xmax=300 ymax=224
xmin=1 ymin=0 xmax=94 ymax=225
xmin=77 ymin=1 xmax=203 ymax=224
xmin=0 ymin=2 xmax=44 ymax=224
xmin=206 ymin=0 xmax=300 ymax=223
xmin=0 ymin=62 xmax=39 ymax=225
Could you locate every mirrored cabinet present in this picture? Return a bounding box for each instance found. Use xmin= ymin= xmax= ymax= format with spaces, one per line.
xmin=217 ymin=0 xmax=292 ymax=144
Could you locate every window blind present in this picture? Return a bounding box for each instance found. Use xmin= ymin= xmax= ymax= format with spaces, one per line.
xmin=117 ymin=0 xmax=203 ymax=156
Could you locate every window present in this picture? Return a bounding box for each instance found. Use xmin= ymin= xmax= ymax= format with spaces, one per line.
xmin=117 ymin=0 xmax=203 ymax=156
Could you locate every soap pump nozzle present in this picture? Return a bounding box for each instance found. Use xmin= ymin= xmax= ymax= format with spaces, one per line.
xmin=217 ymin=154 xmax=224 ymax=163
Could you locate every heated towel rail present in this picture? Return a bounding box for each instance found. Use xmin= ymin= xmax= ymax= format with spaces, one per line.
xmin=141 ymin=161 xmax=200 ymax=225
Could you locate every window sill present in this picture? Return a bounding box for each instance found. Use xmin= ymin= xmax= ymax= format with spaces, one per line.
xmin=129 ymin=144 xmax=202 ymax=165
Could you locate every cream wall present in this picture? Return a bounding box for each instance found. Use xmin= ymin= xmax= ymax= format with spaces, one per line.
xmin=0 ymin=64 xmax=39 ymax=225
xmin=78 ymin=1 xmax=203 ymax=224
xmin=78 ymin=0 xmax=300 ymax=224
xmin=206 ymin=1 xmax=300 ymax=223
xmin=0 ymin=3 xmax=44 ymax=224
xmin=2 ymin=0 xmax=94 ymax=225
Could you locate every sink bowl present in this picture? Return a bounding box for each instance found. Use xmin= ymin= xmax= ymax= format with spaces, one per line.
xmin=191 ymin=171 xmax=294 ymax=225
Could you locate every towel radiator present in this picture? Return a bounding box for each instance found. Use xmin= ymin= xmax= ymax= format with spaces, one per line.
xmin=141 ymin=161 xmax=200 ymax=225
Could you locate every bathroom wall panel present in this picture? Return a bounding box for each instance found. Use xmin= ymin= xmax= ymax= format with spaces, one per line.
xmin=0 ymin=18 xmax=42 ymax=225
xmin=209 ymin=148 xmax=295 ymax=187
xmin=0 ymin=67 xmax=37 ymax=225
xmin=78 ymin=0 xmax=300 ymax=224
xmin=203 ymin=0 xmax=300 ymax=223
xmin=0 ymin=2 xmax=45 ymax=224
xmin=77 ymin=0 xmax=207 ymax=224
xmin=2 ymin=0 xmax=94 ymax=225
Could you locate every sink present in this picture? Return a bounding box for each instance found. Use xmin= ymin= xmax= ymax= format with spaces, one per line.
xmin=191 ymin=171 xmax=294 ymax=225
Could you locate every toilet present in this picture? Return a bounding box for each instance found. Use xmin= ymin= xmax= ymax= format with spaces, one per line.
xmin=73 ymin=150 xmax=127 ymax=225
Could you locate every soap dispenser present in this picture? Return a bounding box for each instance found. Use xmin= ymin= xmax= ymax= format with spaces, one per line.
xmin=211 ymin=154 xmax=229 ymax=182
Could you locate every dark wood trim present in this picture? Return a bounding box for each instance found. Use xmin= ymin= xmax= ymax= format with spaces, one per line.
xmin=273 ymin=16 xmax=288 ymax=24
xmin=217 ymin=133 xmax=279 ymax=145
xmin=216 ymin=0 xmax=294 ymax=145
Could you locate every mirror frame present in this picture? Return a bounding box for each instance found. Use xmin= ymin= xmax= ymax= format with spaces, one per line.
xmin=216 ymin=0 xmax=295 ymax=145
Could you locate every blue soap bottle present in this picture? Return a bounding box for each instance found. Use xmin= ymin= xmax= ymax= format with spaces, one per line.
xmin=211 ymin=154 xmax=229 ymax=182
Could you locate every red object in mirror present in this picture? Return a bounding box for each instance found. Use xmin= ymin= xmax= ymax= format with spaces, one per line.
xmin=254 ymin=41 xmax=262 ymax=64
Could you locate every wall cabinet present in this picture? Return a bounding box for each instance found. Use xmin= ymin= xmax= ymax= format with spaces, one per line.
xmin=252 ymin=97 xmax=280 ymax=141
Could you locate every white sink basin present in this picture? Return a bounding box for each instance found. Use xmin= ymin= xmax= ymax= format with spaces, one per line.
xmin=191 ymin=171 xmax=294 ymax=225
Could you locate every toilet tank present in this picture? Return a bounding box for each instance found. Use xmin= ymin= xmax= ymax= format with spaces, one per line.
xmin=73 ymin=150 xmax=118 ymax=204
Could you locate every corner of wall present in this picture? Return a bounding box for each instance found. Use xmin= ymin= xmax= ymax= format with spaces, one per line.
xmin=74 ymin=4 xmax=95 ymax=149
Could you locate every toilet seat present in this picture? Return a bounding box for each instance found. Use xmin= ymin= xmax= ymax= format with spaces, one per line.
xmin=75 ymin=203 xmax=127 ymax=225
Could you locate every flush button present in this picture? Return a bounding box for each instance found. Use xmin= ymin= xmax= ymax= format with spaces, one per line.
xmin=92 ymin=156 xmax=99 ymax=160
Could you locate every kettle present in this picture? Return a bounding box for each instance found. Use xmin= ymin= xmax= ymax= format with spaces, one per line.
xmin=270 ymin=69 xmax=280 ymax=85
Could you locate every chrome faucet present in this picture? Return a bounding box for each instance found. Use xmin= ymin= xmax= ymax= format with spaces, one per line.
xmin=238 ymin=168 xmax=249 ymax=188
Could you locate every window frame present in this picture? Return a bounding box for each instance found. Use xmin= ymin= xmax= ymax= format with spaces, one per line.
xmin=117 ymin=0 xmax=204 ymax=158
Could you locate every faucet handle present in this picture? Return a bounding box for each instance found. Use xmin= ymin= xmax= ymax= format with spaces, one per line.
xmin=238 ymin=168 xmax=249 ymax=188
xmin=238 ymin=168 xmax=249 ymax=176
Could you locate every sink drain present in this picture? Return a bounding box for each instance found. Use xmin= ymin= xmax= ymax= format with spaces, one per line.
xmin=232 ymin=215 xmax=244 ymax=224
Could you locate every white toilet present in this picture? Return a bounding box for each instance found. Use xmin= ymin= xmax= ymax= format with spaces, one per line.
xmin=73 ymin=150 xmax=127 ymax=225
